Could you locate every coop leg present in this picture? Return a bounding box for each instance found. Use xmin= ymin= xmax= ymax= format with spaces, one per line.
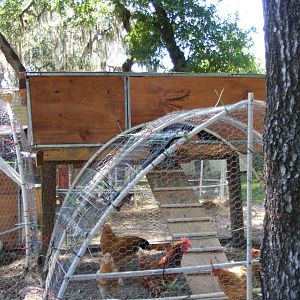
xmin=38 ymin=161 xmax=57 ymax=265
xmin=227 ymin=155 xmax=246 ymax=247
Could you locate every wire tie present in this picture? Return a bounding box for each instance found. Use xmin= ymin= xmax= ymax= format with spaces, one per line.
xmin=183 ymin=131 xmax=189 ymax=141
xmin=74 ymin=253 xmax=82 ymax=259
xmin=219 ymin=99 xmax=229 ymax=114
xmin=247 ymin=147 xmax=254 ymax=154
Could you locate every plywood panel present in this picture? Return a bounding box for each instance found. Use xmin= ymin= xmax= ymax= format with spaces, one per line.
xmin=29 ymin=76 xmax=125 ymax=144
xmin=0 ymin=172 xmax=19 ymax=246
xmin=27 ymin=74 xmax=265 ymax=146
xmin=130 ymin=76 xmax=265 ymax=126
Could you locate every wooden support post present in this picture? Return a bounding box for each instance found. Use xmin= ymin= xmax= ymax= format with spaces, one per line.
xmin=226 ymin=155 xmax=246 ymax=248
xmin=38 ymin=161 xmax=57 ymax=265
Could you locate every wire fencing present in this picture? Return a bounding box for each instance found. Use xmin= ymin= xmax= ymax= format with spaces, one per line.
xmin=0 ymin=94 xmax=39 ymax=298
xmin=42 ymin=99 xmax=265 ymax=299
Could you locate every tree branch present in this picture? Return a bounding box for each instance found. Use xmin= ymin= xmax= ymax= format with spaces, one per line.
xmin=0 ymin=32 xmax=26 ymax=73
xmin=151 ymin=1 xmax=186 ymax=72
xmin=79 ymin=27 xmax=111 ymax=70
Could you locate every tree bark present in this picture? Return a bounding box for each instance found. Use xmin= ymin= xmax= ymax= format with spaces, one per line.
xmin=0 ymin=32 xmax=26 ymax=73
xmin=151 ymin=1 xmax=187 ymax=72
xmin=38 ymin=161 xmax=57 ymax=265
xmin=261 ymin=1 xmax=300 ymax=299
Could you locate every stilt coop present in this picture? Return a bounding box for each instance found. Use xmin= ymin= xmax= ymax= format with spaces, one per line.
xmin=1 ymin=73 xmax=266 ymax=300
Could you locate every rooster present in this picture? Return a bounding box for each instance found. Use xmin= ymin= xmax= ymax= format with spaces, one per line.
xmin=100 ymin=223 xmax=150 ymax=270
xmin=139 ymin=237 xmax=192 ymax=297
xmin=211 ymin=259 xmax=247 ymax=300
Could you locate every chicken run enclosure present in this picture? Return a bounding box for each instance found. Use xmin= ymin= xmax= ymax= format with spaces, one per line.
xmin=0 ymin=74 xmax=266 ymax=300
xmin=44 ymin=98 xmax=265 ymax=300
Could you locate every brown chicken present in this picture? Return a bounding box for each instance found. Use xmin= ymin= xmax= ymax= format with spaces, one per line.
xmin=251 ymin=247 xmax=261 ymax=281
xmin=211 ymin=259 xmax=247 ymax=300
xmin=96 ymin=253 xmax=119 ymax=299
xmin=100 ymin=223 xmax=150 ymax=270
xmin=139 ymin=237 xmax=192 ymax=297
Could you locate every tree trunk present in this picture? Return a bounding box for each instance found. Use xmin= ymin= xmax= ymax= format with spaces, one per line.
xmin=0 ymin=32 xmax=26 ymax=73
xmin=261 ymin=1 xmax=300 ymax=299
xmin=38 ymin=161 xmax=57 ymax=265
xmin=151 ymin=1 xmax=187 ymax=72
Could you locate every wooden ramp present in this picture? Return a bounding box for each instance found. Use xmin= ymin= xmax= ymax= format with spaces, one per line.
xmin=147 ymin=164 xmax=227 ymax=297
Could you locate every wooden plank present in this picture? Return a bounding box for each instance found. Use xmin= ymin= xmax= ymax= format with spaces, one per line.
xmin=35 ymin=186 xmax=42 ymax=226
xmin=140 ymin=292 xmax=227 ymax=300
xmin=130 ymin=76 xmax=265 ymax=127
xmin=183 ymin=252 xmax=227 ymax=268
xmin=151 ymin=191 xmax=199 ymax=204
xmin=168 ymin=221 xmax=215 ymax=234
xmin=38 ymin=141 xmax=260 ymax=162
xmin=26 ymin=74 xmax=265 ymax=146
xmin=166 ymin=217 xmax=213 ymax=222
xmin=153 ymin=186 xmax=198 ymax=191
xmin=29 ymin=76 xmax=125 ymax=145
xmin=39 ymin=161 xmax=57 ymax=265
xmin=183 ymin=249 xmax=228 ymax=294
xmin=147 ymin=170 xmax=198 ymax=189
xmin=148 ymin=169 xmax=186 ymax=174
xmin=185 ymin=274 xmax=224 ymax=296
xmin=161 ymin=207 xmax=209 ymax=219
xmin=190 ymin=238 xmax=225 ymax=249
xmin=160 ymin=204 xmax=203 ymax=208
xmin=187 ymin=246 xmax=224 ymax=253
xmin=147 ymin=167 xmax=200 ymax=205
xmin=41 ymin=147 xmax=98 ymax=161
xmin=172 ymin=232 xmax=217 ymax=239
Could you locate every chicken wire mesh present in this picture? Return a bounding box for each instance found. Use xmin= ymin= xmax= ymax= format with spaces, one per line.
xmin=0 ymin=96 xmax=38 ymax=297
xmin=43 ymin=99 xmax=265 ymax=300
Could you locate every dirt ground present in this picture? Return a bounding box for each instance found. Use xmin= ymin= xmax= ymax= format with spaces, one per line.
xmin=0 ymin=192 xmax=264 ymax=300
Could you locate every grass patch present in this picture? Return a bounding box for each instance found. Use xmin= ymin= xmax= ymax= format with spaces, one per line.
xmin=241 ymin=172 xmax=264 ymax=205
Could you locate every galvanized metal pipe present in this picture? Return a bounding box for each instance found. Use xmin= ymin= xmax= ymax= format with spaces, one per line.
xmin=246 ymin=92 xmax=254 ymax=300
xmin=7 ymin=103 xmax=30 ymax=269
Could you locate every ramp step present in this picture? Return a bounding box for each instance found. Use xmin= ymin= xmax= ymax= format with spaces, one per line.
xmin=141 ymin=292 xmax=227 ymax=300
xmin=167 ymin=217 xmax=213 ymax=223
xmin=153 ymin=186 xmax=198 ymax=191
xmin=173 ymin=232 xmax=217 ymax=239
xmin=187 ymin=246 xmax=224 ymax=253
xmin=160 ymin=203 xmax=202 ymax=208
xmin=148 ymin=169 xmax=185 ymax=174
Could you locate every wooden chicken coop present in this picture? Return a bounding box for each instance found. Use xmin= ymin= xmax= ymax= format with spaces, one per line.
xmin=20 ymin=72 xmax=265 ymax=298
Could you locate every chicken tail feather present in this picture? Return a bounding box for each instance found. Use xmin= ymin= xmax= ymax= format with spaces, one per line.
xmin=139 ymin=238 xmax=150 ymax=250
